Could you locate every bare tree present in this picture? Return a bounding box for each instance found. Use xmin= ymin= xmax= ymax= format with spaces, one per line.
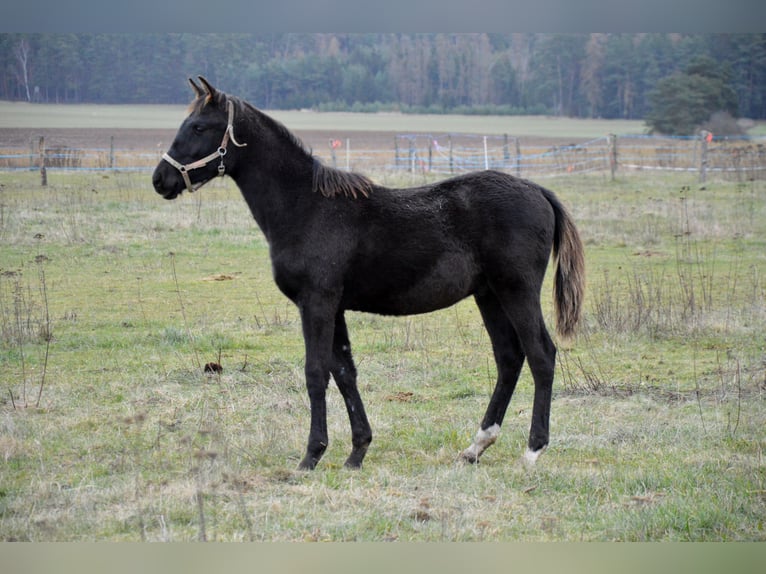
xmin=582 ymin=33 xmax=607 ymax=118
xmin=13 ymin=37 xmax=32 ymax=102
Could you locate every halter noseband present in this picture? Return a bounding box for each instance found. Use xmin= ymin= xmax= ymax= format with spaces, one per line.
xmin=161 ymin=99 xmax=247 ymax=194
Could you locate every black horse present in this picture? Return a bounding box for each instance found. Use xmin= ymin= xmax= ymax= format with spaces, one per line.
xmin=153 ymin=77 xmax=585 ymax=470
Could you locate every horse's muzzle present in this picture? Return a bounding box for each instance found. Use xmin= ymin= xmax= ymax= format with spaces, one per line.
xmin=152 ymin=166 xmax=182 ymax=200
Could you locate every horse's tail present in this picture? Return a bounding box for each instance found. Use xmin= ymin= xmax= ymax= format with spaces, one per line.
xmin=542 ymin=188 xmax=585 ymax=341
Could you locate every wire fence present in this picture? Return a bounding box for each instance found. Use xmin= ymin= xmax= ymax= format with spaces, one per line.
xmin=389 ymin=133 xmax=612 ymax=177
xmin=385 ymin=132 xmax=766 ymax=182
xmin=2 ymin=132 xmax=765 ymax=183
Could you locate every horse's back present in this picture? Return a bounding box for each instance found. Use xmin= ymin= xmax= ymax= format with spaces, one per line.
xmin=369 ymin=170 xmax=556 ymax=259
xmin=338 ymin=170 xmax=557 ymax=315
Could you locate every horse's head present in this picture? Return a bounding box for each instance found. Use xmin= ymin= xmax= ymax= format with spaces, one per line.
xmin=152 ymin=77 xmax=247 ymax=199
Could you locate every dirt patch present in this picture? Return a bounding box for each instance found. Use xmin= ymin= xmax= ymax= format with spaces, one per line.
xmin=0 ymin=128 xmax=178 ymax=150
xmin=0 ymin=127 xmax=582 ymax=173
xmin=0 ymin=127 xmax=391 ymax=151
xmin=0 ymin=127 xmax=575 ymax=152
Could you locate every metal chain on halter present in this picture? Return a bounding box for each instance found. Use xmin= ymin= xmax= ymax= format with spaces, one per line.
xmin=162 ymin=99 xmax=247 ymax=193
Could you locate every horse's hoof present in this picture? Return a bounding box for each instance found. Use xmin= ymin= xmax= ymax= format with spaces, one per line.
xmin=458 ymin=450 xmax=479 ymax=464
xmin=297 ymin=457 xmax=318 ymax=471
xmin=523 ymin=446 xmax=546 ymax=467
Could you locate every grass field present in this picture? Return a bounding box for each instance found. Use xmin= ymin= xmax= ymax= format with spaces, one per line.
xmin=0 ymin=165 xmax=765 ymax=541
xmin=0 ymin=100 xmax=650 ymax=138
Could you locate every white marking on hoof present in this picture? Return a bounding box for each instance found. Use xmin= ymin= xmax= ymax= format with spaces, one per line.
xmin=460 ymin=424 xmax=500 ymax=462
xmin=523 ymin=445 xmax=546 ymax=466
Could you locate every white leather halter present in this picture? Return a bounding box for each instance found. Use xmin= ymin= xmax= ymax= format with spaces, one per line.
xmin=161 ymin=99 xmax=247 ymax=193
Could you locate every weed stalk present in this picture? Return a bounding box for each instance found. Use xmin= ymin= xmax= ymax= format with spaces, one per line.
xmin=196 ymin=487 xmax=207 ymax=542
xmin=34 ymin=257 xmax=51 ymax=408
xmin=693 ymin=340 xmax=707 ymax=434
xmin=169 ymin=252 xmax=200 ymax=369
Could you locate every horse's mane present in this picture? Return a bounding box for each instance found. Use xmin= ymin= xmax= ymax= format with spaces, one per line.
xmin=253 ymin=105 xmax=373 ymax=199
xmin=312 ymin=160 xmax=373 ymax=199
xmin=192 ymin=93 xmax=372 ymax=200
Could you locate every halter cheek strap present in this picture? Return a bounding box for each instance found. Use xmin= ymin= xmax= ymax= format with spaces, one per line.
xmin=162 ymin=99 xmax=247 ymax=194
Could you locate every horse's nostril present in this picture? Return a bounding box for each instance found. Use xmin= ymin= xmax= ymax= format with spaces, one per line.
xmin=152 ymin=169 xmax=166 ymax=192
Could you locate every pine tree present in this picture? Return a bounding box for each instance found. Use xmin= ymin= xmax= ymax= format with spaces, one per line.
xmin=646 ymin=55 xmax=739 ymax=135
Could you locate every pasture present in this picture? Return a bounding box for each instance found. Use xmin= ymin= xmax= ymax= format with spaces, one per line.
xmin=0 ymin=155 xmax=765 ymax=539
xmin=0 ymin=100 xmax=650 ymax=137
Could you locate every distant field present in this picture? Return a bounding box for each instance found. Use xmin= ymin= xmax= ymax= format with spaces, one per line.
xmin=0 ymin=100 xmax=648 ymax=138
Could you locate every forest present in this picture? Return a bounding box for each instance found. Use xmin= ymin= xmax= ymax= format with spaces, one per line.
xmin=1 ymin=33 xmax=764 ymax=121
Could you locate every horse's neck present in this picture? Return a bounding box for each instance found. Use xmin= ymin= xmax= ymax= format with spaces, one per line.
xmin=233 ymin=147 xmax=315 ymax=243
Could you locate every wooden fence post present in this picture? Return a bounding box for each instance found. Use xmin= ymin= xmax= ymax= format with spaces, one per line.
xmin=608 ymin=134 xmax=618 ymax=180
xmin=110 ymin=135 xmax=115 ymax=170
xmin=699 ymin=130 xmax=711 ymax=183
xmin=329 ymin=139 xmax=337 ymax=168
xmin=449 ymin=135 xmax=453 ymax=174
xmin=39 ymin=136 xmax=47 ymax=187
xmin=346 ymin=138 xmax=351 ymax=171
xmin=428 ymin=139 xmax=432 ymax=172
xmin=515 ymin=137 xmax=521 ymax=178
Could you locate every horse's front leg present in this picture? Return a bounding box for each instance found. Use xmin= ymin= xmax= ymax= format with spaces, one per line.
xmin=297 ymin=297 xmax=337 ymax=470
xmin=331 ymin=311 xmax=372 ymax=469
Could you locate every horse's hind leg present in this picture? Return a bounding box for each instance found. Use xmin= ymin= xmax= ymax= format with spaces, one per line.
xmin=460 ymin=289 xmax=526 ymax=464
xmin=500 ymin=289 xmax=557 ymax=465
xmin=331 ymin=311 xmax=372 ymax=469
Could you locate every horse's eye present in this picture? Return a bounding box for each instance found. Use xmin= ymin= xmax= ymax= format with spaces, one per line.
xmin=192 ymin=124 xmax=206 ymax=134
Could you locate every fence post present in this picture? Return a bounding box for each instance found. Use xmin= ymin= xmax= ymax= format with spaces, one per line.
xmin=346 ymin=138 xmax=350 ymax=171
xmin=39 ymin=136 xmax=47 ymax=187
xmin=329 ymin=139 xmax=337 ymax=168
xmin=503 ymin=134 xmax=510 ymax=167
xmin=110 ymin=135 xmax=115 ymax=170
xmin=449 ymin=135 xmax=453 ymax=174
xmin=515 ymin=138 xmax=521 ymax=178
xmin=394 ymin=137 xmax=400 ymax=169
xmin=608 ymin=134 xmax=618 ymax=180
xmin=428 ymin=139 xmax=432 ymax=172
xmin=483 ymin=136 xmax=489 ymax=170
xmin=699 ymin=130 xmax=710 ymax=183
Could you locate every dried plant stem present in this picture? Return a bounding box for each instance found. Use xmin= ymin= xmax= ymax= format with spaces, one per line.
xmin=35 ymin=262 xmax=51 ymax=408
xmin=693 ymin=341 xmax=707 ymax=434
xmin=732 ymin=358 xmax=742 ymax=437
xmin=196 ymin=487 xmax=207 ymax=542
xmin=169 ymin=252 xmax=200 ymax=369
xmin=13 ymin=278 xmax=28 ymax=407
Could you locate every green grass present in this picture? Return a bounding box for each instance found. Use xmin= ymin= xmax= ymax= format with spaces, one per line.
xmin=0 ymin=169 xmax=764 ymax=541
xmin=0 ymin=100 xmax=647 ymax=137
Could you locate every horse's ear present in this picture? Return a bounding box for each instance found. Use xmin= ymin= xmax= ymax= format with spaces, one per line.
xmin=198 ymin=76 xmax=219 ymax=103
xmin=188 ymin=77 xmax=204 ymax=98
